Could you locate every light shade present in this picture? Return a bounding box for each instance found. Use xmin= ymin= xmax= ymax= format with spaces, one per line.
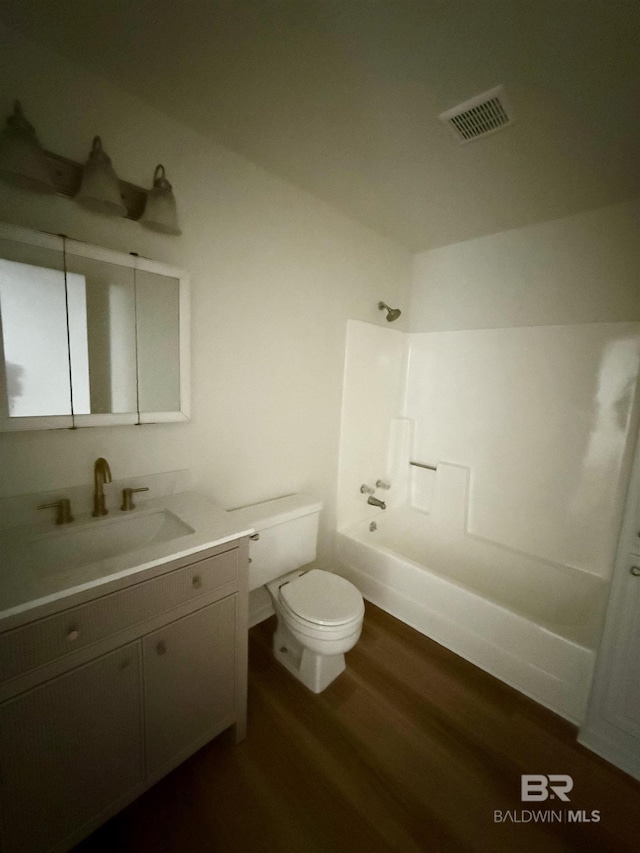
xmin=140 ymin=164 xmax=181 ymax=235
xmin=0 ymin=101 xmax=56 ymax=193
xmin=75 ymin=136 xmax=126 ymax=216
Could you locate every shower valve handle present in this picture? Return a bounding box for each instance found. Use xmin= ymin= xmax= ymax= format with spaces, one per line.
xmin=376 ymin=480 xmax=390 ymax=490
xmin=360 ymin=484 xmax=375 ymax=495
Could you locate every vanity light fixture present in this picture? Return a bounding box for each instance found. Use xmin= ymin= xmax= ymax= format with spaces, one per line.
xmin=75 ymin=136 xmax=127 ymax=217
xmin=0 ymin=101 xmax=56 ymax=193
xmin=140 ymin=164 xmax=182 ymax=235
xmin=0 ymin=99 xmax=181 ymax=233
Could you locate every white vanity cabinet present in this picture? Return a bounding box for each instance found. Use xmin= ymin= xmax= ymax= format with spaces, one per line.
xmin=0 ymin=537 xmax=249 ymax=853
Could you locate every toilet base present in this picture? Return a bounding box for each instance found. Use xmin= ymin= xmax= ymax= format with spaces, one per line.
xmin=273 ymin=623 xmax=346 ymax=693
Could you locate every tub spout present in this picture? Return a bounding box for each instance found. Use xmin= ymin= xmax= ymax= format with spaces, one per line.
xmin=367 ymin=495 xmax=386 ymax=510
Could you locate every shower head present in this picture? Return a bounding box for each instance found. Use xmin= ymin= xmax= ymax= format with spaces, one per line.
xmin=378 ymin=301 xmax=402 ymax=322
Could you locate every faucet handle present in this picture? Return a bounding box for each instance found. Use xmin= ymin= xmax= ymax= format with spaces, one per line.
xmin=121 ymin=487 xmax=149 ymax=512
xmin=376 ymin=480 xmax=391 ymax=490
xmin=38 ymin=498 xmax=74 ymax=525
xmin=360 ymin=484 xmax=375 ymax=495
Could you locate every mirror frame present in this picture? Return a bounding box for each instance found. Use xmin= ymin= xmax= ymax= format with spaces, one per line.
xmin=0 ymin=222 xmax=190 ymax=431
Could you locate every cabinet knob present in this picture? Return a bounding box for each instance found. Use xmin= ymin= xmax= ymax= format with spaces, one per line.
xmin=156 ymin=640 xmax=167 ymax=655
xmin=192 ymin=574 xmax=203 ymax=589
xmin=66 ymin=628 xmax=80 ymax=642
xmin=631 ymin=566 xmax=640 ymax=577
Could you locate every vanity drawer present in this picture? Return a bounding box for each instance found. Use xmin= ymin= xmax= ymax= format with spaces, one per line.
xmin=0 ymin=548 xmax=238 ymax=683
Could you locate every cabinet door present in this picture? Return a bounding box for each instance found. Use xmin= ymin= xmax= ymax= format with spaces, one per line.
xmin=143 ymin=596 xmax=237 ymax=777
xmin=0 ymin=643 xmax=142 ymax=853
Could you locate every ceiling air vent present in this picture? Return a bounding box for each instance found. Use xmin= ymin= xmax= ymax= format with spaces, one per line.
xmin=439 ymin=85 xmax=513 ymax=143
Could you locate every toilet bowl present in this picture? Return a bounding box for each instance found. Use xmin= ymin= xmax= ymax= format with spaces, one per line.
xmin=228 ymin=494 xmax=365 ymax=693
xmin=267 ymin=568 xmax=364 ymax=692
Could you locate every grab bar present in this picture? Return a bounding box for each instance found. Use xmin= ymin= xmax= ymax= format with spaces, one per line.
xmin=409 ymin=461 xmax=437 ymax=471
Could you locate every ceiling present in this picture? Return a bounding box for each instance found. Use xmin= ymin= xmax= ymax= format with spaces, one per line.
xmin=1 ymin=0 xmax=639 ymax=251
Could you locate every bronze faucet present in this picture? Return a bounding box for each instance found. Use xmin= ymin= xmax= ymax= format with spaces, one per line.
xmin=92 ymin=457 xmax=112 ymax=517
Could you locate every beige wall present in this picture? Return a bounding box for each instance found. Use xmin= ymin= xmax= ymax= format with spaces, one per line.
xmin=410 ymin=200 xmax=640 ymax=332
xmin=0 ymin=23 xmax=412 ymax=566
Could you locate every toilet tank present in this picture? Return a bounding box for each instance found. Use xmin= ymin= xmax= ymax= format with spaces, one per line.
xmin=228 ymin=494 xmax=323 ymax=591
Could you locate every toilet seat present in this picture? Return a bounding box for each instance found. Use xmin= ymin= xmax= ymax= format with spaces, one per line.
xmin=280 ymin=602 xmax=362 ymax=631
xmin=279 ymin=599 xmax=363 ymax=644
xmin=279 ymin=569 xmax=364 ymax=627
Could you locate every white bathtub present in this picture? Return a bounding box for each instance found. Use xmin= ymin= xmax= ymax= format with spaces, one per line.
xmin=337 ymin=505 xmax=609 ymax=722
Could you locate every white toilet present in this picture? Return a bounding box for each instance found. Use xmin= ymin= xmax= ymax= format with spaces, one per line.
xmin=228 ymin=494 xmax=365 ymax=693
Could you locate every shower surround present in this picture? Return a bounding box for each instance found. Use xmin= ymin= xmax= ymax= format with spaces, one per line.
xmin=336 ymin=320 xmax=640 ymax=720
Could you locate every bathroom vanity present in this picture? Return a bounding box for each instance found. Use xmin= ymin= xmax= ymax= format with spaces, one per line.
xmin=0 ymin=492 xmax=251 ymax=853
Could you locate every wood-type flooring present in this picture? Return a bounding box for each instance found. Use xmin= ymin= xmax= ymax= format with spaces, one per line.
xmin=75 ymin=602 xmax=640 ymax=852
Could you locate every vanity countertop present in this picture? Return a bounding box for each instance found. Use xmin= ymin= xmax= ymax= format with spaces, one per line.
xmin=0 ymin=491 xmax=253 ymax=628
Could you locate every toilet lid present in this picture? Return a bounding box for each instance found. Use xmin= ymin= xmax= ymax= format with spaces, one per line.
xmin=280 ymin=570 xmax=364 ymax=627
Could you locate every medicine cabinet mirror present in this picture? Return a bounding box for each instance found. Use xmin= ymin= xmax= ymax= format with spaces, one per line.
xmin=0 ymin=223 xmax=189 ymax=430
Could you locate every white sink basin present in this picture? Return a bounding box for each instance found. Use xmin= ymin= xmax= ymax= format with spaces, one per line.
xmin=0 ymin=490 xmax=254 ymax=622
xmin=4 ymin=509 xmax=195 ymax=575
